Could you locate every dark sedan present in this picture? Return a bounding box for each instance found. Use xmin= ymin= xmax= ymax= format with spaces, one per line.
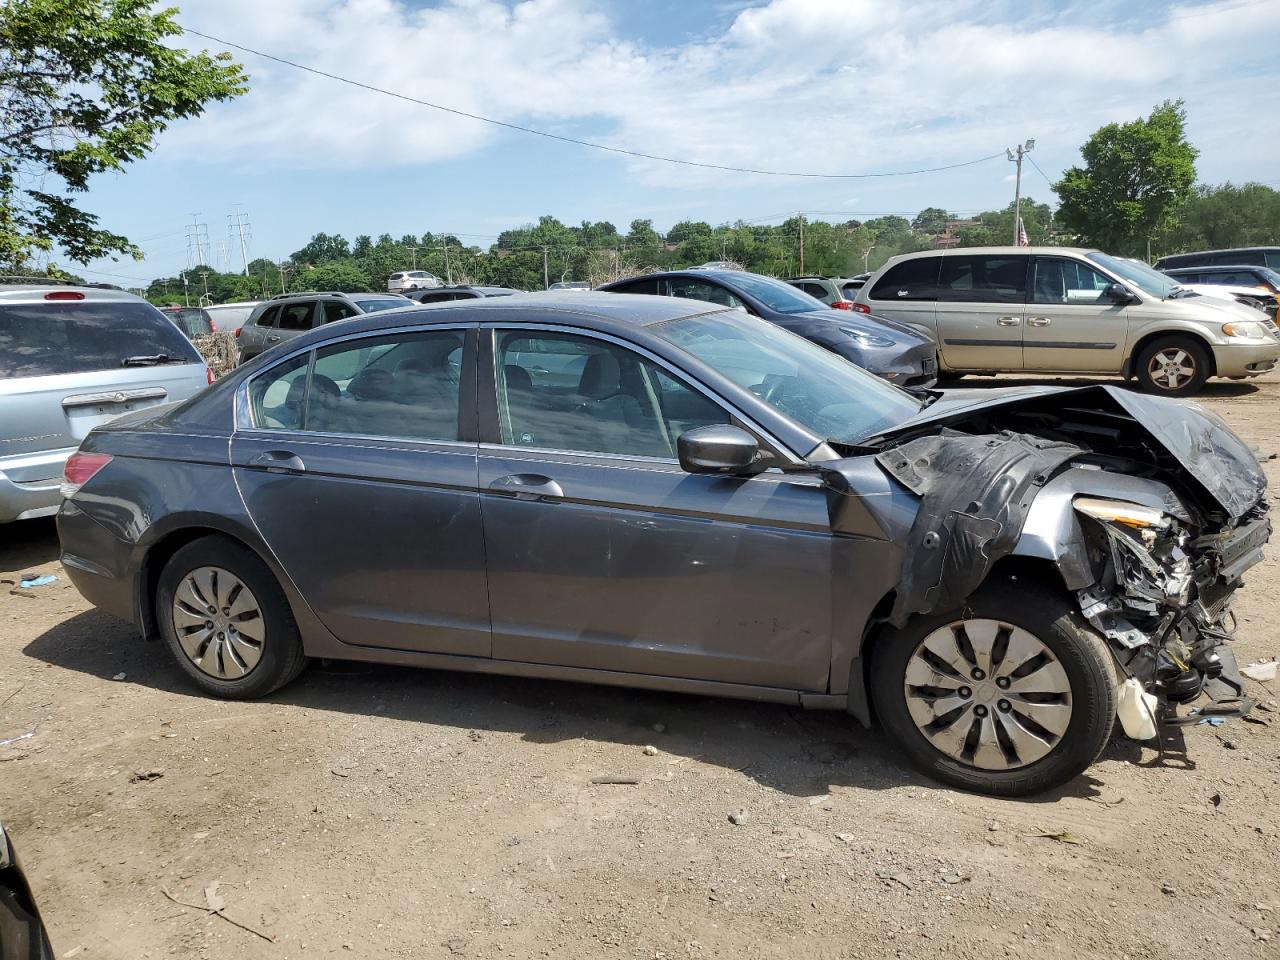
xmin=598 ymin=270 xmax=937 ymax=388
xmin=57 ymin=293 xmax=1269 ymax=796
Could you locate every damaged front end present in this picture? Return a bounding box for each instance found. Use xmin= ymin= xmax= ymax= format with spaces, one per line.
xmin=865 ymin=384 xmax=1272 ymax=736
xmin=1072 ymin=494 xmax=1270 ymax=723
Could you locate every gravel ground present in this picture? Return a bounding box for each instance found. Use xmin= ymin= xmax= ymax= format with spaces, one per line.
xmin=1 ymin=372 xmax=1278 ymax=959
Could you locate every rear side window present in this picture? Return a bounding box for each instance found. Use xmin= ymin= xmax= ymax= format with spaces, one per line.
xmin=0 ymin=301 xmax=201 ymax=378
xmin=796 ymin=281 xmax=829 ymax=300
xmin=277 ymin=302 xmax=315 ymax=331
xmin=322 ymin=301 xmax=359 ymax=323
xmin=869 ymin=257 xmax=941 ymax=302
xmin=1266 ymin=252 xmax=1280 ymax=270
xmin=255 ymin=305 xmax=280 ymax=328
xmin=610 ymin=278 xmax=663 ymax=295
xmin=938 ymin=255 xmax=1028 ymax=303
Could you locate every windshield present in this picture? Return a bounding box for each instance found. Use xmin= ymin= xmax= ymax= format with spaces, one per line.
xmin=720 ymin=273 xmax=828 ymax=314
xmin=1086 ymin=252 xmax=1179 ymax=299
xmin=354 ymin=298 xmax=412 ymax=314
xmin=655 ymin=310 xmax=922 ymax=445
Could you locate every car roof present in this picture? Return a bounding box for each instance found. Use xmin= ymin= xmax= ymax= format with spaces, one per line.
xmin=884 ymin=246 xmax=1097 ymax=262
xmin=0 ymin=284 xmax=149 ymax=303
xmin=1159 ymin=246 xmax=1278 ymax=258
xmin=1163 ymin=265 xmax=1263 ymax=273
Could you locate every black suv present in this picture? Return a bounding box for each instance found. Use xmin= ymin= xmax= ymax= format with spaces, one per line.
xmin=1154 ymin=246 xmax=1280 ymax=271
xmin=236 ymin=291 xmax=412 ymax=363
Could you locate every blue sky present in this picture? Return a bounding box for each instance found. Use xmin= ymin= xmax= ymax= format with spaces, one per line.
xmin=75 ymin=0 xmax=1280 ymax=285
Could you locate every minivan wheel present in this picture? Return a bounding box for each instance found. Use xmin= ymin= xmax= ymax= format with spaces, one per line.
xmin=1134 ymin=336 xmax=1210 ymax=396
xmin=871 ymin=579 xmax=1116 ymax=797
xmin=157 ymin=536 xmax=308 ymax=699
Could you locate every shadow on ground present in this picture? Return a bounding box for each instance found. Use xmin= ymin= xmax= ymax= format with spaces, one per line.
xmin=25 ymin=608 xmax=1112 ymax=805
xmin=0 ymin=518 xmax=60 ymax=574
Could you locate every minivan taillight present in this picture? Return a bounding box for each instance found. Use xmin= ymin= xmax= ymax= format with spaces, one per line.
xmin=206 ymin=365 xmax=215 ymax=385
xmin=62 ymin=452 xmax=113 ymax=498
xmin=831 ymin=300 xmax=852 ymax=310
xmin=852 ymin=302 xmax=871 ymax=314
xmin=235 ymin=327 xmax=242 ymax=338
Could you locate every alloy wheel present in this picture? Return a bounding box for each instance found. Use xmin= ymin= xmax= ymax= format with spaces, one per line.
xmin=171 ymin=566 xmax=266 ymax=679
xmin=903 ymin=619 xmax=1072 ymax=770
xmin=1147 ymin=347 xmax=1197 ymax=391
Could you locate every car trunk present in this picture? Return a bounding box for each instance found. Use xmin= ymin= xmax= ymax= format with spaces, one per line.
xmin=0 ymin=365 xmax=206 ymax=479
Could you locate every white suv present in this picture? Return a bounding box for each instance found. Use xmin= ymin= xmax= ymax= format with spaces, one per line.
xmin=387 ymin=271 xmax=442 ymax=293
xmin=854 ymin=246 xmax=1280 ymax=396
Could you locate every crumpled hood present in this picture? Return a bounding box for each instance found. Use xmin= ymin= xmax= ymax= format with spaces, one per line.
xmin=796 ymin=309 xmax=933 ymax=344
xmin=869 ymin=384 xmax=1267 ymax=519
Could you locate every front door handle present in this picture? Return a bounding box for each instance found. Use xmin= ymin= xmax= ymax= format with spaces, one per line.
xmin=1027 ymin=316 xmax=1053 ymax=327
xmin=267 ymin=335 xmax=281 ymax=342
xmin=488 ymin=473 xmax=564 ymax=502
xmin=248 ymin=450 xmax=306 ymax=473
xmin=996 ymin=316 xmax=1021 ymax=326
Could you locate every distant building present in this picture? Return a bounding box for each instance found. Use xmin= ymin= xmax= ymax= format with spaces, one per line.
xmin=932 ymin=219 xmax=982 ymax=249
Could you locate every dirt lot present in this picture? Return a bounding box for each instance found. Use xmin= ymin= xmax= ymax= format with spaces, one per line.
xmin=2 ymin=373 xmax=1279 ymax=960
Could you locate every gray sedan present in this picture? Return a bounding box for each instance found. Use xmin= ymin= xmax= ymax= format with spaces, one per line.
xmin=57 ymin=293 xmax=1269 ymax=796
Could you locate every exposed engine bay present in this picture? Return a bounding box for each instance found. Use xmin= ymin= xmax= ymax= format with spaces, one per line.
xmin=864 ymin=384 xmax=1271 ymax=732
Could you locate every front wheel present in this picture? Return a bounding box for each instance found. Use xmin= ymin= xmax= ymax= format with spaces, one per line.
xmin=871 ymin=579 xmax=1116 ymax=796
xmin=1133 ymin=336 xmax=1210 ymax=396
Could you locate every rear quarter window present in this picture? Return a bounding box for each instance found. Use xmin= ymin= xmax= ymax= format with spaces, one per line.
xmin=869 ymin=257 xmax=941 ymax=302
xmin=0 ymin=301 xmax=201 ymax=378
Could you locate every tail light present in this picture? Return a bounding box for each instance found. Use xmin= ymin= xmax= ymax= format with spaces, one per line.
xmin=45 ymin=291 xmax=85 ymax=301
xmin=205 ymin=365 xmax=215 ymax=385
xmin=61 ymin=451 xmax=113 ymax=498
xmin=831 ymin=300 xmax=852 ymax=310
xmin=234 ymin=327 xmax=242 ymax=338
xmin=852 ymin=302 xmax=871 ymax=314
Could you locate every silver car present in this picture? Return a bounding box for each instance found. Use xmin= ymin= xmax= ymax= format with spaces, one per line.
xmin=236 ymin=292 xmax=412 ymax=364
xmin=854 ymin=246 xmax=1280 ymax=395
xmin=0 ymin=284 xmax=210 ymax=523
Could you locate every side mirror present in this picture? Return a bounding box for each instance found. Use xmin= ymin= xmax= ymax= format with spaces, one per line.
xmin=1104 ymin=282 xmax=1137 ymax=304
xmin=677 ymin=424 xmax=764 ymax=475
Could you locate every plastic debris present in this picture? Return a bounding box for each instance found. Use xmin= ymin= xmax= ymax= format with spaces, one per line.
xmin=17 ymin=574 xmax=57 ymax=588
xmin=1241 ymin=661 xmax=1278 ymax=683
xmin=110 ymin=672 xmax=126 ymax=681
xmin=642 ymin=745 xmax=658 ymax=756
xmin=204 ymin=882 xmax=226 ymax=912
xmin=0 ymin=731 xmax=34 ymax=748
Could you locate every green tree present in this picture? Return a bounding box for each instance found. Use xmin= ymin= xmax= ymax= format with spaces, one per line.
xmin=1055 ymin=100 xmax=1198 ymax=256
xmin=1156 ymin=182 xmax=1280 ymax=253
xmin=299 ymin=261 xmax=373 ymax=293
xmin=0 ymin=0 xmax=246 ymax=272
xmin=292 ymin=232 xmax=350 ymax=264
xmin=911 ymin=207 xmax=952 ymax=235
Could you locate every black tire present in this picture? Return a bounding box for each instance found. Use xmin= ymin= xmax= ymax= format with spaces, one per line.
xmin=936 ymin=371 xmax=965 ymax=383
xmin=157 ymin=535 xmax=308 ymax=699
xmin=1133 ymin=335 xmax=1210 ymax=396
xmin=871 ymin=578 xmax=1116 ymax=797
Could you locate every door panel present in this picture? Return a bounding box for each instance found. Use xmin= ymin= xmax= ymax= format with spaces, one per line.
xmin=933 ymin=254 xmax=1028 ymax=370
xmin=231 ymin=325 xmax=489 ymax=656
xmin=478 ymin=326 xmax=835 ymax=691
xmin=479 ymin=447 xmax=834 ymax=690
xmin=1023 ymin=257 xmax=1126 ymax=372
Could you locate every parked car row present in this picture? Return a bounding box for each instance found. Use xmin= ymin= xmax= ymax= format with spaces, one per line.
xmin=234 ymin=291 xmax=414 ymax=363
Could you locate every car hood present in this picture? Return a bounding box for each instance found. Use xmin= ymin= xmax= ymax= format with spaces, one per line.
xmin=795 ymin=309 xmax=931 ymax=344
xmin=867 ymin=384 xmax=1266 ymax=519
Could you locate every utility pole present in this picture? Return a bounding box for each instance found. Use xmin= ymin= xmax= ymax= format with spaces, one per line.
xmin=542 ymin=245 xmax=549 ymax=289
xmin=798 ymin=213 xmax=805 ymax=274
xmin=277 ymin=262 xmax=288 ymax=295
xmin=1007 ymin=140 xmax=1035 ymax=245
xmin=229 ymin=207 xmax=252 ymax=275
xmin=720 ymin=233 xmax=727 ymax=261
xmin=180 ymin=271 xmax=190 ymax=307
xmin=862 ymin=244 xmax=876 ymax=273
xmin=439 ymin=239 xmax=453 ymax=285
xmin=408 ymin=246 xmax=419 ymax=270
xmin=198 ymin=270 xmax=211 ymax=306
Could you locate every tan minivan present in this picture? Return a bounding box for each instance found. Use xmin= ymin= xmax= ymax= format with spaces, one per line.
xmin=853 ymin=247 xmax=1280 ymax=395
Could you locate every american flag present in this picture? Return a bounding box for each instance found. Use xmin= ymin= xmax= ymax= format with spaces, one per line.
xmin=1016 ymin=216 xmax=1029 ymax=247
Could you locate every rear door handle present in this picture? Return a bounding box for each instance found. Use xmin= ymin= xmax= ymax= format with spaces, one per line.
xmin=1027 ymin=316 xmax=1052 ymax=327
xmin=266 ymin=335 xmax=281 ymax=342
xmin=248 ymin=450 xmax=306 ymax=473
xmin=488 ymin=473 xmax=564 ymax=502
xmin=996 ymin=316 xmax=1021 ymax=326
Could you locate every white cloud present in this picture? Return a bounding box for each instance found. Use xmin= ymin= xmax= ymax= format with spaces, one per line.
xmin=167 ymin=0 xmax=1280 ymax=188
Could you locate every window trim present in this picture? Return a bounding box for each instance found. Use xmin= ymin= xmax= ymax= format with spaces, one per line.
xmin=476 ymin=321 xmax=795 ymax=463
xmin=235 ymin=321 xmax=478 ymax=443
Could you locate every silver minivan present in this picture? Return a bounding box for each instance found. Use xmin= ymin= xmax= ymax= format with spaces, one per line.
xmin=854 ymin=247 xmax=1280 ymax=395
xmin=0 ymin=284 xmax=211 ymax=523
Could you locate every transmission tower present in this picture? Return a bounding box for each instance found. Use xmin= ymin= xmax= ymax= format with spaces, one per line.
xmin=229 ymin=206 xmax=253 ymax=276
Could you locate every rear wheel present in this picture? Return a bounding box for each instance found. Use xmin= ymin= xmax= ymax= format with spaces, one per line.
xmin=1134 ymin=336 xmax=1210 ymax=396
xmin=871 ymin=579 xmax=1116 ymax=796
xmin=157 ymin=536 xmax=308 ymax=699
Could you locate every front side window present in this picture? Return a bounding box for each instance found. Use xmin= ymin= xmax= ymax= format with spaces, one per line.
xmin=495 ymin=331 xmax=730 ymax=458
xmin=1204 ymin=271 xmax=1257 ymax=286
xmin=717 ymin=273 xmax=822 ymax=314
xmin=1032 ymin=258 xmax=1113 ymax=304
xmin=1087 ymin=252 xmax=1177 ymax=298
xmin=869 ymin=257 xmax=940 ymax=302
xmin=250 ymin=330 xmax=465 ymax=441
xmin=322 ymin=301 xmax=358 ymax=323
xmin=277 ymin=302 xmax=314 ymax=331
xmin=668 ymin=279 xmax=745 ymax=309
xmin=255 ymin=305 xmax=280 ymax=328
xmin=937 ymin=256 xmax=1028 ymax=303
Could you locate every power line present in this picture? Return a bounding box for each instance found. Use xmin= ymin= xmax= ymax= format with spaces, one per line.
xmin=1026 ymin=154 xmax=1057 ymax=189
xmin=180 ymin=26 xmax=1006 ymax=180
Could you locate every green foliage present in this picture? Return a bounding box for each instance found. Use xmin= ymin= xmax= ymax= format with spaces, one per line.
xmin=1156 ymin=182 xmax=1280 ymax=254
xmin=298 ymin=261 xmax=373 ymax=293
xmin=0 ymin=0 xmax=247 ymax=272
xmin=954 ymin=198 xmax=1056 ymax=247
xmin=911 ymin=207 xmax=952 ymax=235
xmin=1055 ymin=100 xmax=1198 ymax=256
